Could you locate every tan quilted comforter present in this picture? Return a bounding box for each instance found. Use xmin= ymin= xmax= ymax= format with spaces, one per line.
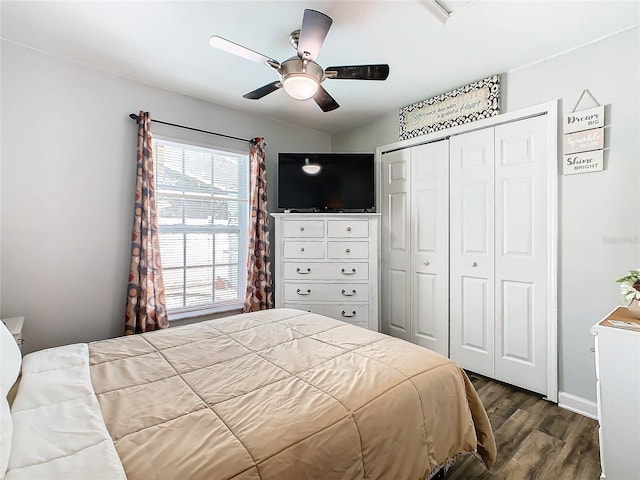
xmin=88 ymin=309 xmax=496 ymax=480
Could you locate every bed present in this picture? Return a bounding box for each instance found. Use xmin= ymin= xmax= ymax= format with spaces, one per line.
xmin=2 ymin=308 xmax=496 ymax=480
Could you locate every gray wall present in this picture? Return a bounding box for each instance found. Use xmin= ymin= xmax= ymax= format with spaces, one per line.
xmin=0 ymin=41 xmax=330 ymax=354
xmin=332 ymin=27 xmax=640 ymax=403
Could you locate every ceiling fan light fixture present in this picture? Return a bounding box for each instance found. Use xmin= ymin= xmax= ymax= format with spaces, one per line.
xmin=282 ymin=74 xmax=319 ymax=100
xmin=279 ymin=57 xmax=324 ymax=101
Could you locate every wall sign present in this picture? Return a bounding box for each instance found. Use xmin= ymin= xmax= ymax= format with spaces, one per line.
xmin=564 ymin=105 xmax=605 ymax=134
xmin=563 ymin=150 xmax=604 ymax=175
xmin=562 ymin=89 xmax=606 ymax=175
xmin=563 ymin=127 xmax=604 ymax=155
xmin=399 ymin=75 xmax=500 ymax=140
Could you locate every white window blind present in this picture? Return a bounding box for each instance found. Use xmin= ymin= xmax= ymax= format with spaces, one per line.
xmin=153 ymin=138 xmax=250 ymax=318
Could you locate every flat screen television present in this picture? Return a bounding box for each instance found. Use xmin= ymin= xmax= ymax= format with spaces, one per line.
xmin=278 ymin=152 xmax=375 ymax=211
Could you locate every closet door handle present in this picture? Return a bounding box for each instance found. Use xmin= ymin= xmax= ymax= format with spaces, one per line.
xmin=341 ymin=310 xmax=357 ymax=318
xmin=296 ymin=288 xmax=311 ymax=296
xmin=341 ymin=289 xmax=357 ymax=297
xmin=341 ymin=268 xmax=356 ymax=275
xmin=296 ymin=267 xmax=311 ymax=274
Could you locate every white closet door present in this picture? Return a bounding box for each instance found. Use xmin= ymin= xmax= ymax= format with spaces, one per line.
xmin=494 ymin=116 xmax=548 ymax=394
xmin=410 ymin=141 xmax=449 ymax=355
xmin=449 ymin=128 xmax=495 ymax=377
xmin=381 ymin=149 xmax=411 ymax=340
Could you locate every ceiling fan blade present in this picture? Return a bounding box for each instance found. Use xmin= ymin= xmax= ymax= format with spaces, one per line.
xmin=297 ymin=9 xmax=333 ymax=60
xmin=313 ymin=86 xmax=340 ymax=112
xmin=209 ymin=35 xmax=279 ymax=68
xmin=325 ymin=64 xmax=390 ymax=80
xmin=243 ymin=81 xmax=282 ymax=100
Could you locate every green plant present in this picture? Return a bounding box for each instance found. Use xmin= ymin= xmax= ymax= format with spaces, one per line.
xmin=616 ymin=269 xmax=640 ymax=304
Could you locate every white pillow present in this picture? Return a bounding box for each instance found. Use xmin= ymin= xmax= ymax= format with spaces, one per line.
xmin=1 ymin=320 xmax=22 ymax=478
xmin=1 ymin=398 xmax=12 ymax=480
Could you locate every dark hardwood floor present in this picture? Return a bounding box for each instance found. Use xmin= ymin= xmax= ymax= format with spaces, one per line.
xmin=446 ymin=373 xmax=601 ymax=480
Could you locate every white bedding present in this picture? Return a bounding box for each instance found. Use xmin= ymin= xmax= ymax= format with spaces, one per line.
xmin=6 ymin=344 xmax=126 ymax=480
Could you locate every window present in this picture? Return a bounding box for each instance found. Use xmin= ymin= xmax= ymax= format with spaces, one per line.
xmin=153 ymin=138 xmax=249 ymax=319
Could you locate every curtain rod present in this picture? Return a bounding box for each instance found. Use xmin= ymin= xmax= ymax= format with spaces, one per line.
xmin=128 ymin=113 xmax=255 ymax=144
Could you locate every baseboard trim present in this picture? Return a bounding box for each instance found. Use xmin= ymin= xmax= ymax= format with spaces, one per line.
xmin=558 ymin=391 xmax=598 ymax=420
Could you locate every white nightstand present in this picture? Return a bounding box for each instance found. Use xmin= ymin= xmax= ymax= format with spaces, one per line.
xmin=2 ymin=316 xmax=24 ymax=351
xmin=591 ymin=307 xmax=640 ymax=479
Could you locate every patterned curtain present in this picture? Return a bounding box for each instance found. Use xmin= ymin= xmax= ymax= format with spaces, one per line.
xmin=124 ymin=111 xmax=169 ymax=334
xmin=243 ymin=138 xmax=273 ymax=312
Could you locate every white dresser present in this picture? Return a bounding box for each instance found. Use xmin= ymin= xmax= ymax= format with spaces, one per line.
xmin=591 ymin=307 xmax=640 ymax=480
xmin=272 ymin=213 xmax=380 ymax=330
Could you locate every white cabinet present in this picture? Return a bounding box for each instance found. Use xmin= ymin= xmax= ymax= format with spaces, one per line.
xmin=591 ymin=308 xmax=640 ymax=480
xmin=272 ymin=213 xmax=380 ymax=330
xmin=380 ymin=114 xmax=554 ymax=396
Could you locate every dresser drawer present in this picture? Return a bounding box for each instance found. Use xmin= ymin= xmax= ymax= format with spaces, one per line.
xmin=284 ymin=302 xmax=371 ymax=329
xmin=327 ymin=220 xmax=369 ymax=238
xmin=283 ymin=283 xmax=369 ymax=302
xmin=283 ymin=220 xmax=324 ymax=238
xmin=283 ymin=262 xmax=369 ymax=280
xmin=283 ymin=241 xmax=325 ymax=259
xmin=327 ymin=241 xmax=369 ymax=259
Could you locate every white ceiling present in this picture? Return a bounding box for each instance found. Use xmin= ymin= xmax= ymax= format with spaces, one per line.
xmin=1 ymin=1 xmax=638 ymax=135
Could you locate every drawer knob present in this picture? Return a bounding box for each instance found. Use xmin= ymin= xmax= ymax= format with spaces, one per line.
xmin=341 ymin=268 xmax=356 ymax=275
xmin=471 ymin=262 xmax=478 ymax=267
xmin=341 ymin=289 xmax=357 ymax=297
xmin=341 ymin=310 xmax=357 ymax=318
xmin=300 ymin=226 xmax=305 ymax=231
xmin=424 ymin=261 xmax=430 ymax=266
xmin=346 ymin=248 xmax=351 ymax=254
xmin=296 ymin=267 xmax=311 ymax=274
xmin=300 ymin=247 xmax=305 ymax=252
xmin=347 ymin=226 xmax=352 ymax=232
xmin=296 ymin=288 xmax=311 ymax=296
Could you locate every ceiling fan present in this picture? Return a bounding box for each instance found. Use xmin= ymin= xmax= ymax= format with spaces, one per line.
xmin=209 ymin=9 xmax=390 ymax=112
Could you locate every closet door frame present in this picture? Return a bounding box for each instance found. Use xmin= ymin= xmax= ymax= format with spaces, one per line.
xmin=376 ymin=101 xmax=559 ymax=402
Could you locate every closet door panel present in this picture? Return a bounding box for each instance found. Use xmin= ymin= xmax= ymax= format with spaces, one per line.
xmin=381 ymin=149 xmax=411 ymax=340
xmin=501 ymin=177 xmax=533 ymax=255
xmin=460 ymin=276 xmax=490 ymax=352
xmin=449 ymin=128 xmax=495 ymax=377
xmin=501 ymin=280 xmax=534 ymax=360
xmin=414 ymin=272 xmax=438 ymax=340
xmin=461 ymin=182 xmax=489 ymax=254
xmin=389 ymin=268 xmax=409 ymax=333
xmin=494 ymin=115 xmax=549 ymax=395
xmin=410 ymin=141 xmax=449 ymax=355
